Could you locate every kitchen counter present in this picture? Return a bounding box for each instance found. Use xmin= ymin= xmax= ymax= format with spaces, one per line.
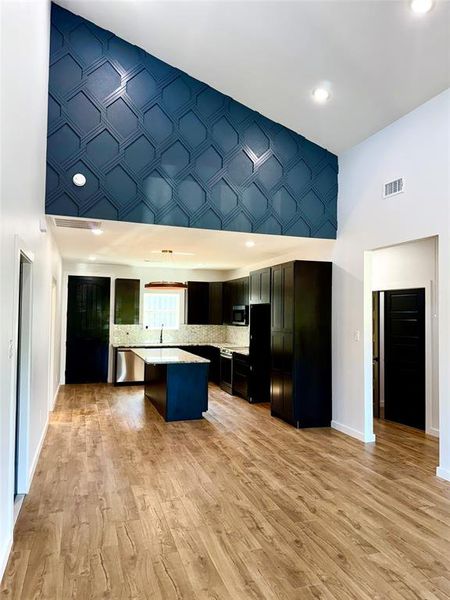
xmin=231 ymin=347 xmax=249 ymax=356
xmin=113 ymin=342 xmax=246 ymax=350
xmin=132 ymin=347 xmax=210 ymax=364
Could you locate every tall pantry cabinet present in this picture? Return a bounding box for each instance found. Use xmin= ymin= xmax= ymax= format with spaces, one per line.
xmin=270 ymin=261 xmax=332 ymax=427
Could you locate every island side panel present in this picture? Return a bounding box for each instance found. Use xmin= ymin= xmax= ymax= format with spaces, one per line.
xmin=166 ymin=363 xmax=209 ymax=421
xmin=144 ymin=363 xmax=168 ymax=420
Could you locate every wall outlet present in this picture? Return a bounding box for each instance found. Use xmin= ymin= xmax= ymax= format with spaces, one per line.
xmin=353 ymin=330 xmax=360 ymax=342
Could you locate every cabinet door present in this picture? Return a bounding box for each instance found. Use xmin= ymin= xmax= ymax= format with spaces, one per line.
xmin=222 ymin=281 xmax=232 ymax=324
xmin=250 ymin=268 xmax=270 ymax=304
xmin=271 ymin=265 xmax=283 ymax=330
xmin=281 ymin=333 xmax=294 ymax=422
xmin=270 ymin=375 xmax=284 ymax=417
xmin=242 ymin=277 xmax=249 ymax=305
xmin=230 ymin=280 xmax=239 ymax=307
xmin=271 ymin=331 xmax=294 ymax=423
xmin=114 ymin=278 xmax=140 ymax=324
xmin=208 ymin=282 xmax=223 ymax=324
xmin=282 ymin=263 xmax=294 ymax=330
xmin=270 ymin=331 xmax=285 ymax=416
xmin=249 ymin=271 xmax=260 ymax=304
xmin=187 ymin=282 xmax=209 ymax=324
xmin=260 ymin=268 xmax=271 ymax=304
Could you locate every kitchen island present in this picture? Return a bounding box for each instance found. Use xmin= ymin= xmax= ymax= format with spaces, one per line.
xmin=132 ymin=348 xmax=210 ymax=421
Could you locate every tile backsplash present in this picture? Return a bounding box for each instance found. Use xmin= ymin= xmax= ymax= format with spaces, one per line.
xmin=111 ymin=324 xmax=249 ymax=347
xmin=224 ymin=326 xmax=250 ymax=346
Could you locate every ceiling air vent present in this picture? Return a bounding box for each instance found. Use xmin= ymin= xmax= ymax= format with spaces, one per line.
xmin=53 ymin=218 xmax=102 ymax=230
xmin=383 ymin=177 xmax=404 ymax=198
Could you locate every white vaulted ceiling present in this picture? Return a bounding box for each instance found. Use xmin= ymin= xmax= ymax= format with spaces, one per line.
xmin=55 ymin=0 xmax=450 ymax=154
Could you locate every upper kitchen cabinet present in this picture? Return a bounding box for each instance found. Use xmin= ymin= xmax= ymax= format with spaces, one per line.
xmin=114 ymin=279 xmax=140 ymax=325
xmin=249 ymin=267 xmax=271 ymax=304
xmin=223 ymin=277 xmax=249 ymax=324
xmin=232 ymin=277 xmax=249 ymax=307
xmin=208 ymin=282 xmax=223 ymax=325
xmin=222 ymin=281 xmax=232 ymax=325
xmin=270 ymin=261 xmax=331 ymax=428
xmin=186 ymin=282 xmax=210 ymax=325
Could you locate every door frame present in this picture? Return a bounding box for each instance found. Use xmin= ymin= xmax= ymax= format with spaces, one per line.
xmin=48 ymin=277 xmax=58 ymax=411
xmin=11 ymin=237 xmax=34 ymax=497
xmin=372 ymin=279 xmax=433 ymax=436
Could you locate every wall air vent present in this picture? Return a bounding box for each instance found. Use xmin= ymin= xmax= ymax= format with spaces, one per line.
xmin=53 ymin=218 xmax=102 ymax=230
xmin=383 ymin=177 xmax=404 ymax=198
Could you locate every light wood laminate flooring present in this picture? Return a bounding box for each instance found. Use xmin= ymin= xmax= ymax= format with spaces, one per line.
xmin=1 ymin=383 xmax=449 ymax=599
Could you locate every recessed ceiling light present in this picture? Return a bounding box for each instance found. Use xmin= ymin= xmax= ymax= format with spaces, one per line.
xmin=245 ymin=240 xmax=255 ymax=248
xmin=91 ymin=228 xmax=103 ymax=236
xmin=312 ymin=87 xmax=330 ymax=104
xmin=410 ymin=0 xmax=433 ymax=14
xmin=88 ymin=255 xmax=96 ymax=261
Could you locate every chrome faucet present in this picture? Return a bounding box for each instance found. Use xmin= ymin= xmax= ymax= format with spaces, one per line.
xmin=159 ymin=324 xmax=164 ymax=344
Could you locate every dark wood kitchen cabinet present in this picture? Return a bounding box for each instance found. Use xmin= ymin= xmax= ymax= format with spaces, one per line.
xmin=249 ymin=267 xmax=271 ymax=304
xmin=235 ymin=276 xmax=249 ymax=306
xmin=186 ymin=282 xmax=209 ymax=324
xmin=187 ymin=281 xmax=223 ymax=325
xmin=232 ymin=352 xmax=249 ymax=400
xmin=222 ymin=277 xmax=249 ymax=324
xmin=270 ymin=261 xmax=331 ymax=428
xmin=114 ymin=278 xmax=140 ymax=324
xmin=208 ymin=282 xmax=223 ymax=325
xmin=222 ymin=281 xmax=232 ymax=324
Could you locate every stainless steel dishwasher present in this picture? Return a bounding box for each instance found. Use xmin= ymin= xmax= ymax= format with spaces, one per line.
xmin=115 ymin=348 xmax=145 ymax=384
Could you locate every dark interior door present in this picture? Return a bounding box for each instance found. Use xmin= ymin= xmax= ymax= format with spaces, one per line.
xmin=66 ymin=276 xmax=110 ymax=384
xmin=384 ymin=288 xmax=425 ymax=430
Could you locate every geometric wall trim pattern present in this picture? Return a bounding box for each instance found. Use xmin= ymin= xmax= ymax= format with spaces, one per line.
xmin=46 ymin=4 xmax=338 ymax=239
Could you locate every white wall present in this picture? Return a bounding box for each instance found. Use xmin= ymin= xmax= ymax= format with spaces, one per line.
xmin=333 ymin=89 xmax=450 ymax=481
xmin=371 ymin=237 xmax=439 ymax=435
xmin=0 ymin=0 xmax=62 ymax=580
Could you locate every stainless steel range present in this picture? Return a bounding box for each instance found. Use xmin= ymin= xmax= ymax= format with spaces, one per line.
xmin=219 ymin=347 xmax=233 ymax=394
xmin=219 ymin=346 xmax=249 ymax=395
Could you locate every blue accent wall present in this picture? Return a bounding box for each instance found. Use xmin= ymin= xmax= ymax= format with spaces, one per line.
xmin=46 ymin=4 xmax=338 ymax=238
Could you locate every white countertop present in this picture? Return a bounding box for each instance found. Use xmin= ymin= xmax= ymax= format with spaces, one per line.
xmin=113 ymin=342 xmax=248 ymax=351
xmin=132 ymin=347 xmax=210 ymax=365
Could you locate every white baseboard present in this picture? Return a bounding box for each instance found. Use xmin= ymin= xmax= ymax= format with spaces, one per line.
xmin=28 ymin=416 xmax=49 ymax=487
xmin=427 ymin=427 xmax=439 ymax=438
xmin=436 ymin=466 xmax=450 ymax=482
xmin=331 ymin=420 xmax=376 ymax=443
xmin=0 ymin=536 xmax=13 ymax=585
xmin=51 ymin=384 xmax=60 ymax=411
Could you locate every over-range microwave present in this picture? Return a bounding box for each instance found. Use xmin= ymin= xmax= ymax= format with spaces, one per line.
xmin=232 ymin=305 xmax=249 ymax=326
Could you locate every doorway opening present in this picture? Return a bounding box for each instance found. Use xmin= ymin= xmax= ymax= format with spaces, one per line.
xmin=14 ymin=252 xmax=33 ymax=510
xmin=367 ymin=235 xmax=438 ymax=442
xmin=372 ymin=289 xmax=426 ymax=430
